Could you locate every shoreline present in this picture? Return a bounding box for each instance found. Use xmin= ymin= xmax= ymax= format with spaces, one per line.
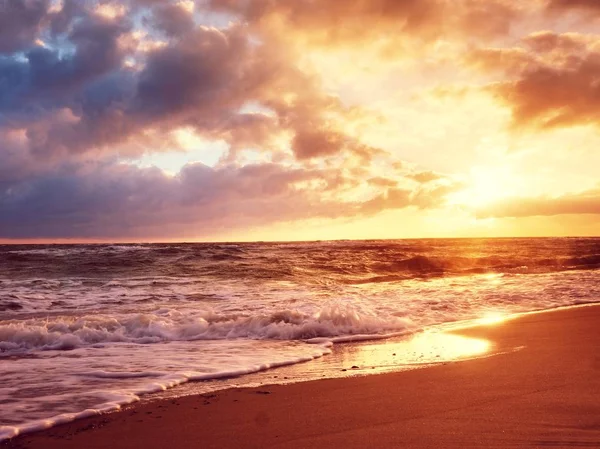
xmin=3 ymin=303 xmax=600 ymax=448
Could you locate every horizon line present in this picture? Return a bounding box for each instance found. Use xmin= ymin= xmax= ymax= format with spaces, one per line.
xmin=1 ymin=235 xmax=599 ymax=245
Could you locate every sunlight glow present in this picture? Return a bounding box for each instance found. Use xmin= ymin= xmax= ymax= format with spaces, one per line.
xmin=338 ymin=332 xmax=492 ymax=372
xmin=449 ymin=166 xmax=520 ymax=208
xmin=95 ymin=4 xmax=126 ymax=19
xmin=476 ymin=312 xmax=508 ymax=326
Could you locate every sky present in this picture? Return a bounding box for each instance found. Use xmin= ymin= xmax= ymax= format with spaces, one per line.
xmin=0 ymin=0 xmax=599 ymax=242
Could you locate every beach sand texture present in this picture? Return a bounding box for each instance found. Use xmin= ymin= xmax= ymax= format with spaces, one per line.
xmin=3 ymin=305 xmax=599 ymax=449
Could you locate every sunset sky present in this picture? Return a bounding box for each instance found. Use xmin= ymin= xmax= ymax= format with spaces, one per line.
xmin=1 ymin=0 xmax=599 ymax=242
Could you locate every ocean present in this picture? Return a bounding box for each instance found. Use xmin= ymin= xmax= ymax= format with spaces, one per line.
xmin=1 ymin=238 xmax=599 ymax=440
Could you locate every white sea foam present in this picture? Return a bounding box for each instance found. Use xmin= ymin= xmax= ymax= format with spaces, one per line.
xmin=0 ymin=339 xmax=332 ymax=441
xmin=0 ymin=303 xmax=413 ymax=353
xmin=0 ymin=301 xmax=401 ymax=441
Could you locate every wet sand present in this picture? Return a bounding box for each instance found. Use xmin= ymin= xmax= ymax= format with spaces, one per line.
xmin=3 ymin=305 xmax=600 ymax=448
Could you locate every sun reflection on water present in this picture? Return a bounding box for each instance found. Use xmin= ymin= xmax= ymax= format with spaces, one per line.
xmin=476 ymin=312 xmax=508 ymax=326
xmin=336 ymin=331 xmax=492 ymax=371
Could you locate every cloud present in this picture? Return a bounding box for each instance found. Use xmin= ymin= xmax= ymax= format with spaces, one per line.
xmin=0 ymin=3 xmax=383 ymax=164
xmin=208 ymin=0 xmax=518 ymax=50
xmin=209 ymin=0 xmax=442 ymax=43
xmin=368 ymin=177 xmax=398 ymax=188
xmin=470 ymin=32 xmax=600 ymax=130
xmin=360 ymin=188 xmax=413 ymax=216
xmin=546 ymin=0 xmax=600 ymax=14
xmin=476 ymin=188 xmax=600 ymax=218
xmin=148 ymin=3 xmax=196 ymax=37
xmin=412 ymin=183 xmax=464 ymax=209
xmin=408 ymin=171 xmax=445 ymax=184
xmin=0 ymin=157 xmax=458 ymax=239
xmin=0 ymin=0 xmax=50 ymax=54
xmin=0 ymin=0 xmax=513 ymax=240
xmin=0 ymin=13 xmax=130 ymax=108
xmin=0 ymin=0 xmax=524 ymax=164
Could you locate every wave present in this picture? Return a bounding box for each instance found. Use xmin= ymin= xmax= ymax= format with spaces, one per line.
xmin=352 ymin=253 xmax=600 ymax=283
xmin=0 ymin=300 xmax=23 ymax=312
xmin=0 ymin=304 xmax=413 ymax=354
xmin=2 ymin=240 xmax=600 ymax=284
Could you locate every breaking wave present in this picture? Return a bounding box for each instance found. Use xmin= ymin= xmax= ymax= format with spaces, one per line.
xmin=0 ymin=304 xmax=413 ymax=354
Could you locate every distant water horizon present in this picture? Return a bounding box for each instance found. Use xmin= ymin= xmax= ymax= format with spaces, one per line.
xmin=2 ymin=237 xmax=600 ymax=440
xmin=2 ymin=235 xmax=599 ymax=245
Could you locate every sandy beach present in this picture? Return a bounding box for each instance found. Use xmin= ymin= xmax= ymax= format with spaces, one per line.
xmin=3 ymin=304 xmax=599 ymax=449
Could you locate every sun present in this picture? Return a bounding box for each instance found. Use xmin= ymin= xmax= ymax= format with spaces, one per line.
xmin=449 ymin=165 xmax=520 ymax=208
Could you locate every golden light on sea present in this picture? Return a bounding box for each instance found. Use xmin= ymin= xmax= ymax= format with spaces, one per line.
xmin=336 ymin=331 xmax=492 ymax=372
xmin=476 ymin=312 xmax=508 ymax=326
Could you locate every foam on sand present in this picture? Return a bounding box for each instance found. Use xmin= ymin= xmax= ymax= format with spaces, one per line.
xmin=0 ymin=340 xmax=333 ymax=441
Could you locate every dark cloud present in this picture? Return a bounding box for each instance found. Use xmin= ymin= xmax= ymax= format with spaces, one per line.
xmin=133 ymin=25 xmax=250 ymax=119
xmin=476 ymin=189 xmax=600 ymax=218
xmin=0 ymin=13 xmax=131 ymax=130
xmin=149 ymin=3 xmax=196 ymax=37
xmin=0 ymin=159 xmax=450 ymax=239
xmin=0 ymin=136 xmax=38 ymax=190
xmin=291 ymin=129 xmax=343 ymax=160
xmin=0 ymin=0 xmax=49 ymax=53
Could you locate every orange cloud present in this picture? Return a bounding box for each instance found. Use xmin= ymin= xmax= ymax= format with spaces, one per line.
xmin=209 ymin=0 xmax=519 ymax=53
xmin=408 ymin=171 xmax=445 ymax=184
xmin=471 ymin=32 xmax=600 ymax=130
xmin=476 ymin=188 xmax=600 ymax=218
xmin=547 ymin=0 xmax=600 ymax=13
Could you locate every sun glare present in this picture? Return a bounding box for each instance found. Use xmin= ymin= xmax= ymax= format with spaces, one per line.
xmin=340 ymin=332 xmax=492 ymax=371
xmin=449 ymin=166 xmax=520 ymax=208
xmin=476 ymin=312 xmax=508 ymax=326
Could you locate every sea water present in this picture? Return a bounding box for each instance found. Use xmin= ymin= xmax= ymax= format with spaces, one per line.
xmin=1 ymin=238 xmax=599 ymax=439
